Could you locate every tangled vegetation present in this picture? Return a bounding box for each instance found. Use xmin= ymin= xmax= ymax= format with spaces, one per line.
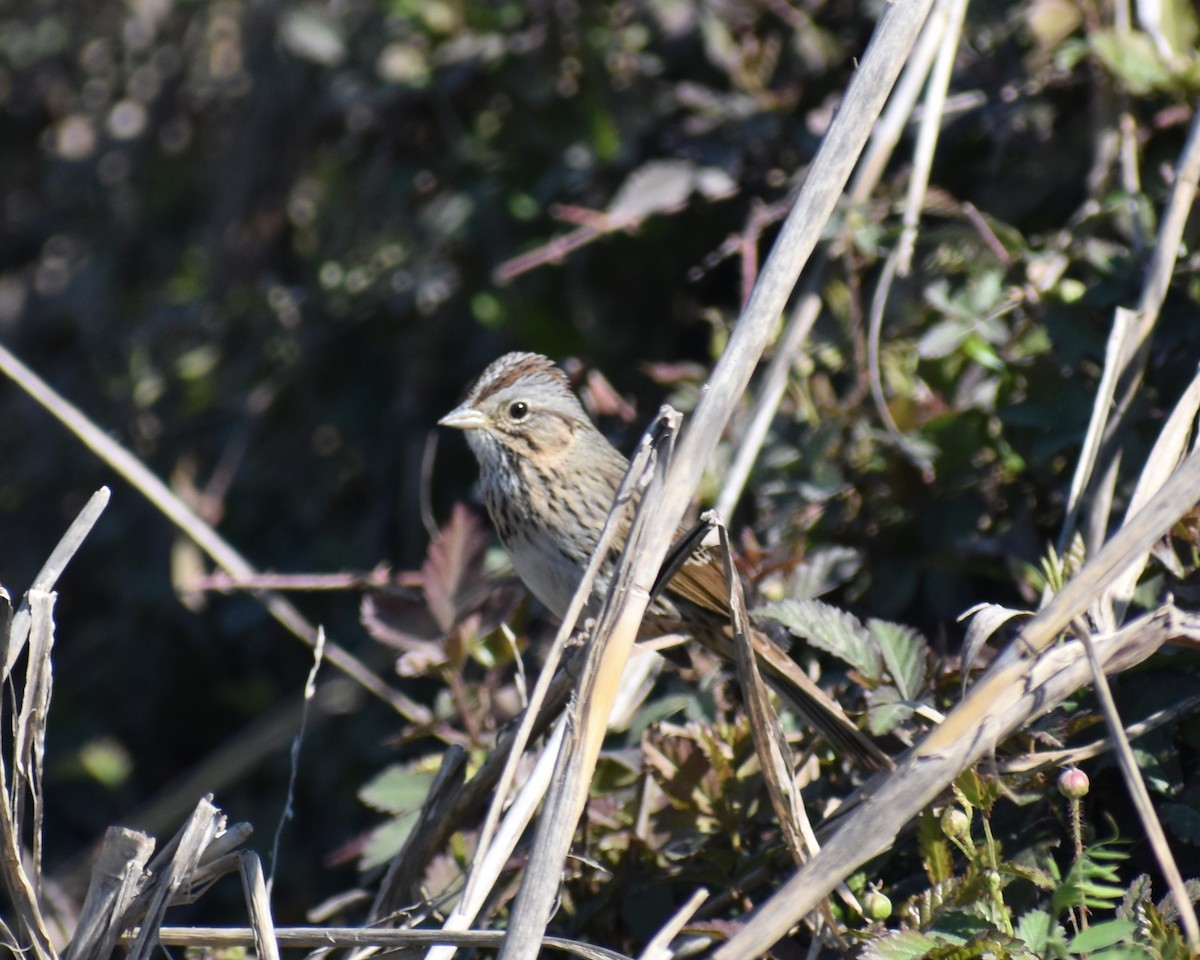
xmin=1 ymin=0 xmax=1199 ymax=956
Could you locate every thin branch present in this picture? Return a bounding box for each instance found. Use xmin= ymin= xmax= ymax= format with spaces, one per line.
xmin=997 ymin=690 xmax=1200 ymax=773
xmin=1076 ymin=620 xmax=1199 ymax=950
xmin=267 ymin=627 xmax=325 ymax=897
xmin=0 ymin=340 xmax=425 ymax=723
xmin=895 ymin=0 xmax=969 ymax=276
xmin=150 ymin=925 xmax=634 ymax=960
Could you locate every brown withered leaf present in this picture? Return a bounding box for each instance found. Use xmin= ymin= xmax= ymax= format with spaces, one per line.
xmin=360 ymin=589 xmax=443 ymax=647
xmin=423 ymin=503 xmax=489 ymax=634
xmin=360 ymin=505 xmax=524 ymax=671
xmin=581 ymin=367 xmax=637 ymax=422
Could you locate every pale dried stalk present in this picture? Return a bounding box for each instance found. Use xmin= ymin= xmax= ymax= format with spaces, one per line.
xmin=0 ymin=593 xmax=57 ymax=960
xmin=495 ymin=3 xmax=936 ymax=955
xmin=716 ymin=516 xmax=860 ymax=937
xmin=3 ymin=487 xmax=109 ymax=680
xmin=1086 ymin=102 xmax=1200 ymax=547
xmin=1100 ymin=364 xmax=1200 ymax=627
xmin=239 ymin=852 xmax=280 ymax=960
xmin=1057 ymin=308 xmax=1135 ymax=555
xmin=125 ymin=799 xmax=225 ymax=960
xmin=498 ymin=410 xmax=680 ymax=960
xmin=637 ymin=887 xmax=709 ymax=960
xmin=424 ymin=719 xmax=566 ymax=960
xmin=151 ymin=925 xmax=633 ymax=960
xmin=64 ymin=828 xmax=155 ymax=960
xmin=895 ymin=0 xmax=969 ymax=275
xmin=868 ymin=0 xmax=967 ymax=442
xmin=440 ymin=416 xmax=668 ymax=951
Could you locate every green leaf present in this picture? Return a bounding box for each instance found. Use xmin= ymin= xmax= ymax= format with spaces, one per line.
xmin=359 ymin=760 xmax=437 ymax=815
xmin=955 ymin=769 xmax=1004 ymax=814
xmin=786 ymin=545 xmax=862 ymax=601
xmin=1015 ymin=909 xmax=1055 ymax=952
xmin=860 ymin=928 xmax=940 ymax=960
xmin=1090 ymin=30 xmax=1174 ymax=94
xmin=359 ymin=809 xmax=421 ymax=870
xmin=1067 ymin=920 xmax=1136 ymax=953
xmin=1052 ymin=837 xmax=1130 ymax=915
xmin=928 ymin=910 xmax=993 ymax=942
xmin=867 ymin=618 xmax=928 ymax=699
xmin=918 ymin=319 xmax=972 ymax=360
xmin=756 ymin=598 xmax=881 ymax=680
xmin=963 ymin=336 xmax=1005 ymax=372
xmin=867 ymin=687 xmax=915 ymax=735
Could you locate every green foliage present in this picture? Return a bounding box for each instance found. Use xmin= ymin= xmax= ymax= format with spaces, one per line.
xmin=758 ymin=598 xmax=930 ymax=734
xmin=357 ymin=757 xmax=439 ymax=869
xmin=870 ymin=795 xmax=1188 ymax=960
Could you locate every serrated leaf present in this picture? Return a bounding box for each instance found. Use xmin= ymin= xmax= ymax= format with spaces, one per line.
xmin=1118 ymin=873 xmax=1153 ymax=920
xmin=423 ymin=503 xmax=488 ymax=633
xmin=867 ymin=686 xmax=914 ymax=735
xmin=1015 ymin=909 xmax=1055 ymax=951
xmin=955 ymin=768 xmax=1004 ymax=813
xmin=1066 ymin=919 xmax=1137 ymax=953
xmin=859 ymin=928 xmax=940 ymax=960
xmin=928 ymin=910 xmax=992 ymax=943
xmin=1158 ymin=876 xmax=1200 ymax=923
xmin=359 ymin=761 xmax=437 ymax=815
xmin=868 ymin=618 xmax=928 ymax=699
xmin=756 ymin=598 xmax=880 ymax=680
xmin=918 ymin=809 xmax=955 ymax=885
xmin=1006 ymin=861 xmax=1059 ymax=892
xmin=787 ymin=545 xmax=862 ymax=600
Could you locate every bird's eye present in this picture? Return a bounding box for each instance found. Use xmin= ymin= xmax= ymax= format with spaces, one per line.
xmin=508 ymin=400 xmax=529 ymax=421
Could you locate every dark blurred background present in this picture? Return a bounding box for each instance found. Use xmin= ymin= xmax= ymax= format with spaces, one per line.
xmin=1 ymin=0 xmax=1197 ymax=924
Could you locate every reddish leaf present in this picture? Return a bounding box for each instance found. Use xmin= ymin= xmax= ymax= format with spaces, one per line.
xmin=423 ymin=503 xmax=488 ymax=634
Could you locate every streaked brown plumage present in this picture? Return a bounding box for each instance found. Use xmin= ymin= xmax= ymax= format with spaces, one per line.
xmin=441 ymin=351 xmax=889 ymax=770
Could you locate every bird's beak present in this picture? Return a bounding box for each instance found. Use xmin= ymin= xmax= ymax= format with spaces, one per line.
xmin=438 ymin=404 xmax=488 ymax=431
